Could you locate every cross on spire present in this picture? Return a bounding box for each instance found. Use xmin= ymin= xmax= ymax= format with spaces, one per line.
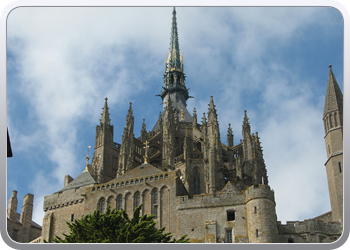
xmin=143 ymin=140 xmax=150 ymax=163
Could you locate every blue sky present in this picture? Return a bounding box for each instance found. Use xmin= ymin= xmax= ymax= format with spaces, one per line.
xmin=6 ymin=7 xmax=343 ymax=226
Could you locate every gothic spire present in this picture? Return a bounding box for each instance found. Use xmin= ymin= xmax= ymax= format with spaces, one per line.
xmin=208 ymin=96 xmax=218 ymax=124
xmin=167 ymin=7 xmax=182 ymax=71
xmin=242 ymin=110 xmax=251 ymax=137
xmin=160 ymin=8 xmax=190 ymax=103
xmin=324 ymin=65 xmax=343 ymax=117
xmin=100 ymin=97 xmax=111 ymax=126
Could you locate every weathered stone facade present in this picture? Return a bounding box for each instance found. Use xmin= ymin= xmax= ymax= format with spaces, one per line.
xmin=40 ymin=8 xmax=342 ymax=243
xmin=7 ymin=191 xmax=42 ymax=243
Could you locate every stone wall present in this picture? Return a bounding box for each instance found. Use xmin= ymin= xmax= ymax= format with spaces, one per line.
xmin=278 ymin=219 xmax=342 ymax=243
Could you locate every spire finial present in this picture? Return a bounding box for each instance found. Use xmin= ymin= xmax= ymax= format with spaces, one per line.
xmin=83 ymin=146 xmax=91 ymax=172
xmin=143 ymin=140 xmax=150 ymax=163
xmin=101 ymin=97 xmax=111 ymax=125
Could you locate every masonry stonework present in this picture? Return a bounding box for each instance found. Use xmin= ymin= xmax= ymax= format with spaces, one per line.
xmin=39 ymin=8 xmax=343 ymax=244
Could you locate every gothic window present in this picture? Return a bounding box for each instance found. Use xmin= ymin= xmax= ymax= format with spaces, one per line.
xmin=194 ymin=169 xmax=201 ymax=195
xmin=98 ymin=198 xmax=106 ymax=213
xmin=334 ymin=112 xmax=338 ymax=127
xmin=135 ymin=192 xmax=141 ymax=208
xmin=107 ymin=196 xmax=114 ymax=206
xmin=226 ymin=229 xmax=233 ymax=243
xmin=117 ymin=196 xmax=123 ymax=210
xmin=339 ymin=162 xmax=342 ymax=173
xmin=153 ymin=190 xmax=158 ymax=219
xmin=154 ymin=191 xmax=158 ymax=204
xmin=227 ymin=210 xmax=235 ymax=221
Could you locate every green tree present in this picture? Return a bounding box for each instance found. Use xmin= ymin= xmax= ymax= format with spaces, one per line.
xmin=50 ymin=204 xmax=189 ymax=243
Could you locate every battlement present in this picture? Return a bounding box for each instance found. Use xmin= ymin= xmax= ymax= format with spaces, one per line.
xmin=177 ymin=191 xmax=245 ymax=210
xmin=278 ymin=219 xmax=342 ymax=235
xmin=245 ymin=184 xmax=275 ymax=203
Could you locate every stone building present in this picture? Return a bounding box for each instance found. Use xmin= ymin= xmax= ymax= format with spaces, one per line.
xmin=7 ymin=191 xmax=42 ymax=243
xmin=40 ymin=8 xmax=343 ymax=243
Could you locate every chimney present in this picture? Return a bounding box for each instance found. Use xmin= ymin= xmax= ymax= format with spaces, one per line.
xmin=64 ymin=175 xmax=74 ymax=187
xmin=20 ymin=193 xmax=34 ymax=227
xmin=7 ymin=190 xmax=18 ymax=222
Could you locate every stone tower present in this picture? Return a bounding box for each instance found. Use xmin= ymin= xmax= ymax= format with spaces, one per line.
xmin=323 ymin=65 xmax=343 ymax=225
xmin=245 ymin=185 xmax=278 ymax=243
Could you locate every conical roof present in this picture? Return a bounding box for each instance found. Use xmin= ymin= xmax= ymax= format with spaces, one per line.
xmin=324 ymin=65 xmax=343 ymax=116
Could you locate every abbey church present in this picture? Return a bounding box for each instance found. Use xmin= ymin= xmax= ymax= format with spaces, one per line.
xmin=39 ymin=8 xmax=343 ymax=243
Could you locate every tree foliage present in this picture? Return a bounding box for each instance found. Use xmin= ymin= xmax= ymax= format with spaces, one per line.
xmin=50 ymin=204 xmax=190 ymax=243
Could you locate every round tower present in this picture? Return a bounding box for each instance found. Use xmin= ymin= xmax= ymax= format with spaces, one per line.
xmin=245 ymin=184 xmax=278 ymax=243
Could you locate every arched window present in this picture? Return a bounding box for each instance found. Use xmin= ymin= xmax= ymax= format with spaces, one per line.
xmin=98 ymin=198 xmax=106 ymax=213
xmin=153 ymin=190 xmax=158 ymax=219
xmin=135 ymin=192 xmax=141 ymax=208
xmin=194 ymin=169 xmax=200 ymax=195
xmin=107 ymin=196 xmax=114 ymax=209
xmin=116 ymin=196 xmax=123 ymax=210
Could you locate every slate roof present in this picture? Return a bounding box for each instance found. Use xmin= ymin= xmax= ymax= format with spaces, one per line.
xmin=115 ymin=163 xmax=164 ymax=181
xmin=324 ymin=66 xmax=343 ymax=116
xmin=57 ymin=170 xmax=97 ymax=193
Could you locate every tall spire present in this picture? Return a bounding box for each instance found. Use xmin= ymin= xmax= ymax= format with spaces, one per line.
xmin=160 ymin=7 xmax=191 ymax=110
xmin=101 ymin=97 xmax=111 ymax=126
xmin=168 ymin=7 xmax=182 ymax=71
xmin=324 ymin=65 xmax=343 ymax=117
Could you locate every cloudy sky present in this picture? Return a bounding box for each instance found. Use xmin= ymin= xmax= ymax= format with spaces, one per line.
xmin=6 ymin=6 xmax=343 ymax=226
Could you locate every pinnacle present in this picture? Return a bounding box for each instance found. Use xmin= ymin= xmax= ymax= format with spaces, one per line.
xmin=100 ymin=97 xmax=111 ymax=125
xmin=243 ymin=110 xmax=250 ymax=126
xmin=228 ymin=124 xmax=233 ymax=135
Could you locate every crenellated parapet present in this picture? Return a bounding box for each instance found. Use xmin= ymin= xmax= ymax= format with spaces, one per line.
xmin=244 ymin=184 xmax=275 ymax=203
xmin=277 ymin=219 xmax=342 ymax=243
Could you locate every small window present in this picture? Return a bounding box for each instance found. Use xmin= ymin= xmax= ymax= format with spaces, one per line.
xmin=101 ymin=200 xmax=106 ymax=213
xmin=226 ymin=230 xmax=232 ymax=243
xmin=339 ymin=162 xmax=342 ymax=173
xmin=117 ymin=196 xmax=123 ymax=210
xmin=154 ymin=191 xmax=158 ymax=204
xmin=254 ymin=206 xmax=257 ymax=214
xmin=71 ymin=214 xmax=74 ymax=222
xmin=154 ymin=205 xmax=158 ymax=219
xmin=227 ymin=210 xmax=235 ymax=221
xmin=256 ymin=229 xmax=258 ymax=238
xmin=135 ymin=193 xmax=140 ymax=207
